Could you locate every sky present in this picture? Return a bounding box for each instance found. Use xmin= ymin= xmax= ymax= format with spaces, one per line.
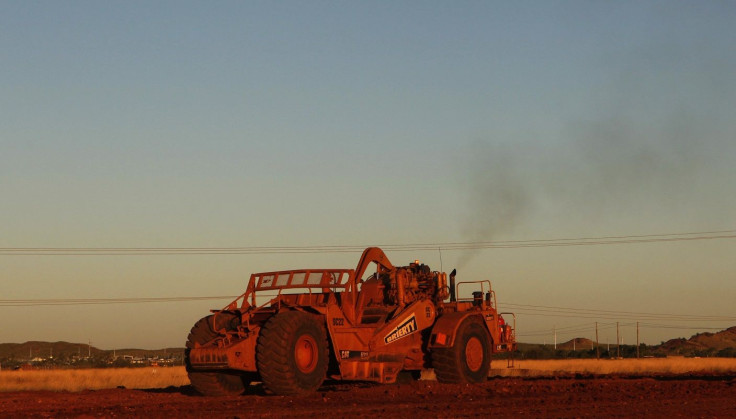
xmin=2 ymin=1 xmax=735 ymax=350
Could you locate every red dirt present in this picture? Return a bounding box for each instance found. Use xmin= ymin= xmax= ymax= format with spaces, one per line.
xmin=1 ymin=375 xmax=734 ymax=418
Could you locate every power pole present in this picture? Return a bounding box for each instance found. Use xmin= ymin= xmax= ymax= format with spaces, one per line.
xmin=616 ymin=322 xmax=620 ymax=359
xmin=636 ymin=321 xmax=640 ymax=359
xmin=595 ymin=322 xmax=600 ymax=359
xmin=554 ymin=325 xmax=557 ymax=350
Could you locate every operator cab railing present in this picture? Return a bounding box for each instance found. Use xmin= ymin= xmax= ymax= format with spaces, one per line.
xmin=253 ymin=269 xmax=352 ymax=291
xmin=222 ymin=269 xmax=354 ymax=311
xmin=455 ymin=280 xmax=497 ymax=308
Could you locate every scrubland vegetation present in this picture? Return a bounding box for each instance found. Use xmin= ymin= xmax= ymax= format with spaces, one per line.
xmin=3 ymin=358 xmax=736 ymax=392
xmin=491 ymin=357 xmax=736 ymax=377
xmin=0 ymin=366 xmax=189 ymax=392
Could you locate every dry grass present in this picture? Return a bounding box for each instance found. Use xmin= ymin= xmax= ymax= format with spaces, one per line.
xmin=0 ymin=366 xmax=189 ymax=392
xmin=490 ymin=357 xmax=736 ymax=377
xmin=3 ymin=359 xmax=736 ymax=392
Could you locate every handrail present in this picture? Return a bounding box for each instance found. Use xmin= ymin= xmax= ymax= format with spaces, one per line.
xmin=456 ymin=280 xmax=492 ymax=301
xmin=217 ymin=269 xmax=352 ymax=311
xmin=252 ymin=269 xmax=353 ymax=291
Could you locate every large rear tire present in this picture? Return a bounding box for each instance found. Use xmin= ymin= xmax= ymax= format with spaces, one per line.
xmin=432 ymin=316 xmax=492 ymax=383
xmin=256 ymin=310 xmax=328 ymax=395
xmin=185 ymin=314 xmax=250 ymax=396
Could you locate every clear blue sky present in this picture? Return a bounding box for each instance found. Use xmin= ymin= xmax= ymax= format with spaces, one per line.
xmin=2 ymin=1 xmax=735 ymax=349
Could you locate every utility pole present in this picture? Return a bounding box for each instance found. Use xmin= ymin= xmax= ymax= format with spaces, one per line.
xmin=616 ymin=322 xmax=620 ymax=359
xmin=637 ymin=321 xmax=640 ymax=359
xmin=595 ymin=322 xmax=600 ymax=359
xmin=88 ymin=340 xmax=91 ymax=358
xmin=554 ymin=325 xmax=557 ymax=350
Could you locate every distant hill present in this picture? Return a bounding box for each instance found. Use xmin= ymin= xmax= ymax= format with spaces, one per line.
xmin=656 ymin=326 xmax=736 ymax=356
xmin=556 ymin=338 xmax=596 ymax=351
xmin=0 ymin=341 xmax=185 ymax=367
xmin=0 ymin=341 xmax=103 ymax=361
xmin=509 ymin=326 xmax=736 ymax=359
xmin=2 ymin=326 xmax=735 ymax=367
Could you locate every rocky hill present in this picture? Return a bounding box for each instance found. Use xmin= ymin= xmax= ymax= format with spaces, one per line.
xmin=656 ymin=326 xmax=736 ymax=356
xmin=556 ymin=338 xmax=596 ymax=351
xmin=2 ymin=326 xmax=735 ymax=367
xmin=512 ymin=326 xmax=736 ymax=359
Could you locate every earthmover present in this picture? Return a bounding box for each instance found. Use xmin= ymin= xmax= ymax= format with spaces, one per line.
xmin=185 ymin=247 xmax=516 ymax=395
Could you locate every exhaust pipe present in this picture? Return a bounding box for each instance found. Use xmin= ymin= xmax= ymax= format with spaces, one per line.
xmin=449 ymin=269 xmax=457 ymax=302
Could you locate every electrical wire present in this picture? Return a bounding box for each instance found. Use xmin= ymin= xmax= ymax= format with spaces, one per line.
xmin=3 ymin=295 xmax=731 ymax=343
xmin=0 ymin=296 xmax=236 ymax=307
xmin=499 ymin=303 xmax=736 ymax=322
xmin=1 ymin=229 xmax=735 ymax=255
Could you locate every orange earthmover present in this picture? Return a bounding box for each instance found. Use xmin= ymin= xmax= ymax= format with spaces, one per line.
xmin=185 ymin=247 xmax=516 ymax=395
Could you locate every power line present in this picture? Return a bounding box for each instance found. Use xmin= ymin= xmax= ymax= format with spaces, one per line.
xmin=3 ymin=295 xmax=732 ymax=342
xmin=639 ymin=322 xmax=732 ymax=330
xmin=517 ymin=322 xmax=731 ymax=338
xmin=1 ymin=229 xmax=735 ymax=255
xmin=518 ymin=321 xmax=609 ymax=337
xmin=3 ymin=295 xmax=734 ymax=326
xmin=499 ymin=302 xmax=736 ymax=322
xmin=0 ymin=296 xmax=235 ymax=307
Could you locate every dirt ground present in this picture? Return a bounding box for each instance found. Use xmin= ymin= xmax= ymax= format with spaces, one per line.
xmin=1 ymin=374 xmax=734 ymax=418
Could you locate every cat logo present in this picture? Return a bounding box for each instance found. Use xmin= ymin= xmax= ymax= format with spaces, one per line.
xmin=260 ymin=275 xmax=274 ymax=287
xmin=383 ymin=314 xmax=418 ymax=344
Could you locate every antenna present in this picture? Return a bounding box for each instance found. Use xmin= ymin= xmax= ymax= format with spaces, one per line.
xmin=438 ymin=247 xmax=443 ymax=272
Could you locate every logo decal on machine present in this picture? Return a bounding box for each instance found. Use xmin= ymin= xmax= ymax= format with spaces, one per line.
xmin=260 ymin=275 xmax=274 ymax=287
xmin=383 ymin=314 xmax=418 ymax=344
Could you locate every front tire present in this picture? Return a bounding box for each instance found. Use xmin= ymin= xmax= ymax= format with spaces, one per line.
xmin=185 ymin=314 xmax=250 ymax=396
xmin=256 ymin=311 xmax=329 ymax=395
xmin=432 ymin=316 xmax=492 ymax=383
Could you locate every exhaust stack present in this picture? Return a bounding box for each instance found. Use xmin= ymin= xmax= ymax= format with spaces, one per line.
xmin=449 ymin=269 xmax=457 ymax=302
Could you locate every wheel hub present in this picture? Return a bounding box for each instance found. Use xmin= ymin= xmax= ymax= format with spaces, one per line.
xmin=465 ymin=336 xmax=484 ymax=372
xmin=294 ymin=335 xmax=318 ymax=373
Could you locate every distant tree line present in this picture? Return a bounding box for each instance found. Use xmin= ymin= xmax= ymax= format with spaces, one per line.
xmin=0 ymin=353 xmax=182 ymax=370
